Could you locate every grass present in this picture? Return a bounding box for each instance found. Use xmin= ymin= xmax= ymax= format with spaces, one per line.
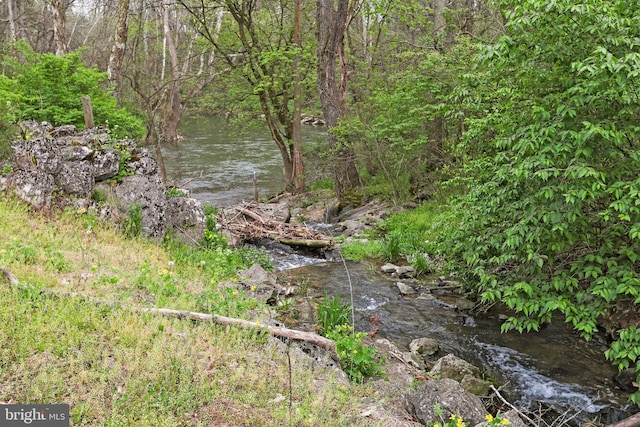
xmin=340 ymin=199 xmax=446 ymax=275
xmin=0 ymin=195 xmax=375 ymax=426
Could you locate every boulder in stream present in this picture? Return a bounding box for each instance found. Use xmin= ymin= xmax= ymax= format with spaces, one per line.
xmin=404 ymin=378 xmax=487 ymax=426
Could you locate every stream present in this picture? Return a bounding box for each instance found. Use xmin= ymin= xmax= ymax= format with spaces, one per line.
xmin=164 ymin=117 xmax=634 ymax=424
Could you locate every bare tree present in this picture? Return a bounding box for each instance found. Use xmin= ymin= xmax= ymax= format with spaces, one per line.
xmin=108 ymin=0 xmax=130 ymax=94
xmin=292 ymin=0 xmax=305 ymax=194
xmin=47 ymin=0 xmax=72 ymax=55
xmin=316 ymin=0 xmax=361 ymax=199
xmin=180 ymin=0 xmax=308 ymax=195
xmin=7 ymin=0 xmax=17 ymax=42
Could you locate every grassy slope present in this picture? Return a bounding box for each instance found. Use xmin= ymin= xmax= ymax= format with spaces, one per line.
xmin=0 ymin=195 xmax=371 ymax=426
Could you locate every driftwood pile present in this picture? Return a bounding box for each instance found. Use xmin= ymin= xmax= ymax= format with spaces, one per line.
xmin=218 ymin=201 xmax=332 ymax=248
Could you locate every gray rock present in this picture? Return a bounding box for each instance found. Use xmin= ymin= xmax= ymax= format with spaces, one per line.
xmin=397 ymin=282 xmax=417 ymax=296
xmin=19 ymin=120 xmax=53 ymax=139
xmin=405 ymin=378 xmax=488 ymax=426
xmin=396 ymin=265 xmax=416 ymax=278
xmin=402 ymin=351 xmax=426 ymax=370
xmin=502 ymin=409 xmax=528 ymax=427
xmin=112 ymin=174 xmax=167 ymax=239
xmin=131 ymin=154 xmax=159 ymax=176
xmin=51 ymin=124 xmax=77 ymax=136
xmin=61 ymin=144 xmax=93 ymax=161
xmin=257 ymin=202 xmax=290 ymax=223
xmin=460 ymin=374 xmax=492 ymax=396
xmin=430 ymin=354 xmax=481 ymax=383
xmin=12 ymin=138 xmax=62 ymax=175
xmin=410 ymin=337 xmax=439 ymax=356
xmin=238 ymin=263 xmax=278 ymax=286
xmin=55 ymin=160 xmax=94 ymax=196
xmin=381 ymin=263 xmax=398 ymax=274
xmin=92 ymin=148 xmax=120 ymax=181
xmin=7 ymin=169 xmax=54 ymax=209
xmin=166 ymin=196 xmax=206 ymax=244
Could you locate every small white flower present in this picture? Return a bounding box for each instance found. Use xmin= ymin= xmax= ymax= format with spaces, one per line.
xmin=168 ymin=261 xmax=175 ymax=267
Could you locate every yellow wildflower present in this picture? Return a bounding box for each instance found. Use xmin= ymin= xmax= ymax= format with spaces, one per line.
xmin=501 ymin=419 xmax=510 ymax=425
xmin=486 ymin=414 xmax=494 ymax=422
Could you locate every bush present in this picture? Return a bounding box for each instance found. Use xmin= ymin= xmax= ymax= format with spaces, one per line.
xmin=432 ymin=0 xmax=640 ymax=404
xmin=1 ymin=42 xmax=144 ymax=139
xmin=316 ymin=295 xmax=383 ymax=383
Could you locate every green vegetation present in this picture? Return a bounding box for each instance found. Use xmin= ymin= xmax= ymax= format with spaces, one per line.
xmin=317 ymin=295 xmax=384 ymax=384
xmin=430 ymin=404 xmax=511 ymax=427
xmin=0 ymin=42 xmax=144 ymax=139
xmin=122 ymin=204 xmax=142 ymax=238
xmin=0 ymin=195 xmax=373 ymax=425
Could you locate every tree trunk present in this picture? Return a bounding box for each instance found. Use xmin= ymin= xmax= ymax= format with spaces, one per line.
xmin=161 ymin=0 xmax=183 ymax=142
xmin=461 ymin=0 xmax=475 ymax=34
xmin=7 ymin=0 xmax=17 ymax=43
xmin=433 ymin=0 xmax=446 ymax=36
xmin=292 ymin=0 xmax=305 ymax=194
xmin=49 ymin=0 xmax=68 ymax=55
xmin=108 ymin=0 xmax=130 ymax=96
xmin=316 ymin=0 xmax=361 ymax=200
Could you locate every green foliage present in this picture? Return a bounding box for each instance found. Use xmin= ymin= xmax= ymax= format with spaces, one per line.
xmin=430 ymin=404 xmax=511 ymax=427
xmin=166 ymin=188 xmax=187 ymax=198
xmin=323 ymin=324 xmax=383 ymax=384
xmin=429 ymin=0 xmax=640 ymax=402
xmin=317 ymin=295 xmax=352 ymax=334
xmin=0 ymin=42 xmax=144 ymax=138
xmin=316 ymin=295 xmax=383 ymax=383
xmin=0 ymin=98 xmax=18 ymax=161
xmin=342 ymin=201 xmax=440 ymax=275
xmin=122 ymin=205 xmax=143 ymax=238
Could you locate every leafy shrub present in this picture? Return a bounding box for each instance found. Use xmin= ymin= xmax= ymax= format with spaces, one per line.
xmin=430 ymin=0 xmax=640 ymax=404
xmin=316 ymin=295 xmax=383 ymax=383
xmin=317 ymin=295 xmax=351 ymax=334
xmin=1 ymin=41 xmax=144 ymax=138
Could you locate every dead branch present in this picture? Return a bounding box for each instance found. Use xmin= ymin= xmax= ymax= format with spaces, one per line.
xmin=606 ymin=412 xmax=640 ymax=427
xmin=218 ymin=201 xmax=332 ymax=248
xmin=1 ymin=269 xmax=339 ymax=361
xmin=490 ymin=385 xmax=538 ymax=426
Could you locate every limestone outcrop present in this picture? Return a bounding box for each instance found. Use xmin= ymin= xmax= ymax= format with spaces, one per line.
xmin=1 ymin=121 xmax=205 ymax=242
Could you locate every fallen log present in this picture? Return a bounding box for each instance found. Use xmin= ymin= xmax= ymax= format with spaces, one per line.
xmin=606 ymin=412 xmax=640 ymax=427
xmin=279 ymin=238 xmax=331 ymax=248
xmin=1 ymin=268 xmax=339 ymax=361
xmin=134 ymin=307 xmax=339 ymax=361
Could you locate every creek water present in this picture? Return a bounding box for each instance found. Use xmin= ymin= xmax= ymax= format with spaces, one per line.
xmin=162 ymin=116 xmax=325 ymax=207
xmin=163 ymin=118 xmax=634 ymax=423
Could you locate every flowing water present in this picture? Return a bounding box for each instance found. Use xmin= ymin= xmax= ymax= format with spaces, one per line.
xmin=162 ymin=116 xmax=325 ymax=207
xmin=164 ymin=118 xmax=634 ymax=423
xmin=281 ymin=260 xmax=632 ymax=423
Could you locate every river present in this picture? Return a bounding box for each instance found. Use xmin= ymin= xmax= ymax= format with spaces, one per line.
xmin=163 ymin=117 xmax=634 ymax=424
xmin=162 ymin=116 xmax=326 ymax=207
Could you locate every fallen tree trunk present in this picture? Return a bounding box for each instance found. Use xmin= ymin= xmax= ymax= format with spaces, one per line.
xmin=134 ymin=306 xmax=339 ymax=361
xmin=606 ymin=412 xmax=640 ymax=427
xmin=279 ymin=238 xmax=331 ymax=248
xmin=1 ymin=268 xmax=339 ymax=361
